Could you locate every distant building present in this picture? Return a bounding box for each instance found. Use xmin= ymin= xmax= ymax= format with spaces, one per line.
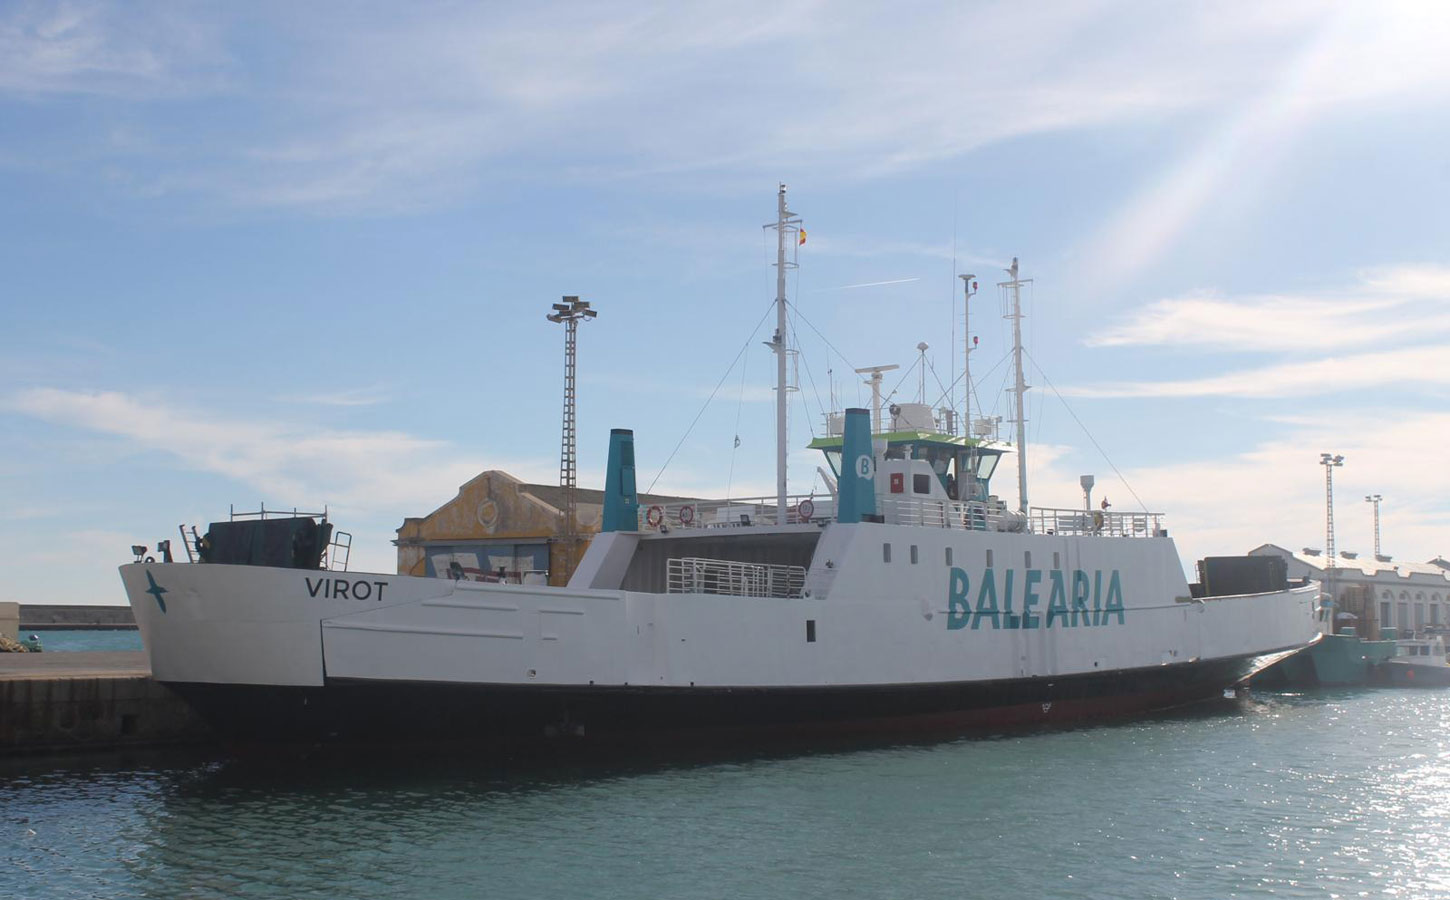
xmin=395 ymin=470 xmax=697 ymax=586
xmin=1250 ymin=544 xmax=1450 ymax=638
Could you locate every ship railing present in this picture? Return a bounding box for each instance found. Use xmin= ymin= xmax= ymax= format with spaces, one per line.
xmin=639 ymin=495 xmax=829 ymax=530
xmin=666 ymin=557 xmax=806 ymax=599
xmin=875 ymin=496 xmax=1011 ymax=531
xmin=1029 ymin=507 xmax=1165 ymax=538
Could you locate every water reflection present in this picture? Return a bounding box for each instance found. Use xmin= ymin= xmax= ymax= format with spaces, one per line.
xmin=3 ymin=689 xmax=1448 ymax=900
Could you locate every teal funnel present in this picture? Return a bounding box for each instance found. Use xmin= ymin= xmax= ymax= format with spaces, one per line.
xmin=839 ymin=408 xmax=877 ymax=523
xmin=602 ymin=429 xmax=639 ymax=532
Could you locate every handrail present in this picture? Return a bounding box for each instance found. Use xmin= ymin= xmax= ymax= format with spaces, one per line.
xmin=640 ymin=495 xmax=827 ymax=530
xmin=666 ymin=557 xmax=805 ymax=598
xmin=1030 ymin=507 xmax=1165 ymax=538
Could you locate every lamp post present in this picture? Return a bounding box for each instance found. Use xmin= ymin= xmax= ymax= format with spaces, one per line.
xmin=1365 ymin=494 xmax=1382 ymax=559
xmin=1320 ymin=453 xmax=1344 ymax=622
xmin=547 ymin=296 xmax=597 ymax=579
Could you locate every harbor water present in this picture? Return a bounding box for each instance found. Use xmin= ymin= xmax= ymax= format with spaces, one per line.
xmin=24 ymin=630 xmax=143 ymax=653
xmin=2 ymin=688 xmax=1448 ymax=899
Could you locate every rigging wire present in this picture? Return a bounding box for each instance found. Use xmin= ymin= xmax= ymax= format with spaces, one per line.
xmin=1023 ymin=346 xmax=1151 ymax=513
xmin=724 ymin=333 xmax=752 ymax=502
xmin=791 ymin=306 xmax=861 ymax=376
xmin=788 ymin=303 xmax=827 ymax=435
xmin=646 ymin=299 xmax=777 ymax=495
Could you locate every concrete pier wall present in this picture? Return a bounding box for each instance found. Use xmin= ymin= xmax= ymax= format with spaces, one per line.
xmin=20 ymin=604 xmax=136 ymax=630
xmin=0 ymin=654 xmax=212 ymax=754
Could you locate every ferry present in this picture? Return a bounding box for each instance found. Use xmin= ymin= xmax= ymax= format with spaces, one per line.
xmin=119 ymin=187 xmax=1319 ymax=744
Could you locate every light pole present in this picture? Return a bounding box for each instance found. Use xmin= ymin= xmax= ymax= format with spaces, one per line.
xmin=1320 ymin=452 xmax=1344 ymax=622
xmin=548 ymin=296 xmax=596 ymax=579
xmin=1365 ymin=494 xmax=1383 ymax=559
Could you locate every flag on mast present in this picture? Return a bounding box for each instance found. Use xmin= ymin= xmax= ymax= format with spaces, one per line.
xmin=798 ymin=229 xmax=807 ymax=246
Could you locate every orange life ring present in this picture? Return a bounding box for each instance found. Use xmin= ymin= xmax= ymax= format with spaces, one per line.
xmin=798 ymin=498 xmax=814 ymax=522
xmin=646 ymin=505 xmax=664 ymax=528
xmin=678 ymin=505 xmax=695 ymax=526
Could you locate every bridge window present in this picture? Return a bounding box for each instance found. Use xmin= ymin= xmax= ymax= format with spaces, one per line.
xmin=913 ymin=473 xmax=931 ymax=494
xmin=945 ymin=547 xmax=953 ymax=567
xmin=883 ymin=543 xmax=892 ymax=564
xmin=986 ymin=549 xmax=994 ymax=568
xmin=910 ymin=545 xmax=919 ymax=564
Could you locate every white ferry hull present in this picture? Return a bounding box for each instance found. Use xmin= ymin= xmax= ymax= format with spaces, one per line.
xmin=120 ymin=522 xmax=1317 ymax=743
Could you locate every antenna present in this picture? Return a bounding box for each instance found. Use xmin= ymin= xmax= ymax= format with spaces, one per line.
xmin=916 ymin=342 xmax=929 ymax=403
xmin=547 ymin=295 xmax=596 ymax=575
xmin=855 ymin=364 xmax=900 ymax=433
xmin=959 ymin=274 xmax=977 ymax=437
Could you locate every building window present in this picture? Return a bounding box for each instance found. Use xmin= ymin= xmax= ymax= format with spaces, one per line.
xmin=1381 ymin=601 xmax=1392 ymax=628
xmin=1399 ymin=602 xmax=1409 ymax=629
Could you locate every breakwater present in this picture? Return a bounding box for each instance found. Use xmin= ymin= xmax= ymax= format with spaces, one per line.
xmin=0 ymin=652 xmax=210 ymax=755
xmin=19 ymin=604 xmax=136 ymax=631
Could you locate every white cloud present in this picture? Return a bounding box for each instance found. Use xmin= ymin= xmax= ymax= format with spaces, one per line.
xmin=0 ymin=1 xmax=227 ymax=97
xmin=4 ymin=387 xmax=554 ymax=515
xmin=1062 ymin=343 xmax=1450 ymax=399
xmin=12 ymin=2 xmax=1444 ymax=214
xmin=1085 ymin=264 xmax=1450 ymax=352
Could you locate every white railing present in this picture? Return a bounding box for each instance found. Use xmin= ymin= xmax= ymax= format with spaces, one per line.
xmin=875 ymin=496 xmax=1013 ymax=531
xmin=1030 ymin=507 xmax=1164 ymax=538
xmin=639 ymin=495 xmax=828 ymax=531
xmin=666 ymin=557 xmax=806 ymax=598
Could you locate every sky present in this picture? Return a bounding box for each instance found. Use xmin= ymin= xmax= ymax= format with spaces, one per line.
xmin=3 ymin=0 xmax=1449 ymax=605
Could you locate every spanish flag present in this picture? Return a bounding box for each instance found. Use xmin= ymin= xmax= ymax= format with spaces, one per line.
xmin=798 ymin=229 xmax=807 ymax=246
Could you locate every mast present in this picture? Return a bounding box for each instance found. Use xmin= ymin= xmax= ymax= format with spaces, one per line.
xmin=767 ymin=184 xmax=801 ymax=522
xmin=1000 ymin=258 xmax=1032 ymax=515
xmin=959 ymin=274 xmax=977 ymax=436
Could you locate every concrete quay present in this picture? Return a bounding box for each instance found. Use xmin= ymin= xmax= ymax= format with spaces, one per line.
xmin=19 ymin=604 xmax=137 ymax=630
xmin=0 ymin=652 xmax=212 ymax=755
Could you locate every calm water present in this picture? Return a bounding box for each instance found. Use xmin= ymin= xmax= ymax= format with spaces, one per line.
xmin=28 ymin=630 xmax=143 ymax=653
xmin=2 ymin=689 xmax=1448 ymax=900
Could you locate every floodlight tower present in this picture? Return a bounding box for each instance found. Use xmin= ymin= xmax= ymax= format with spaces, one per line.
xmin=1365 ymin=493 xmax=1383 ymax=558
xmin=1320 ymin=452 xmax=1345 ymax=615
xmin=547 ymin=296 xmax=596 ymax=575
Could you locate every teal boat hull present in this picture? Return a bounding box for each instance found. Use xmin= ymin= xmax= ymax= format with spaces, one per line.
xmin=1255 ymin=633 xmax=1397 ymax=687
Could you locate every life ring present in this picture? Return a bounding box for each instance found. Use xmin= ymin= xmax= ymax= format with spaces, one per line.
xmin=678 ymin=504 xmax=695 ymax=526
xmin=798 ymin=498 xmax=814 ymax=522
xmin=646 ymin=505 xmax=664 ymax=528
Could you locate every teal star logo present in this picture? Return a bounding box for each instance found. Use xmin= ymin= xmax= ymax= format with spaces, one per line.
xmin=144 ymin=570 xmax=168 ymax=613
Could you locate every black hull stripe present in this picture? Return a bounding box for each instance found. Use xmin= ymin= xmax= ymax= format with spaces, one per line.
xmin=166 ymin=649 xmax=1292 ymax=745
